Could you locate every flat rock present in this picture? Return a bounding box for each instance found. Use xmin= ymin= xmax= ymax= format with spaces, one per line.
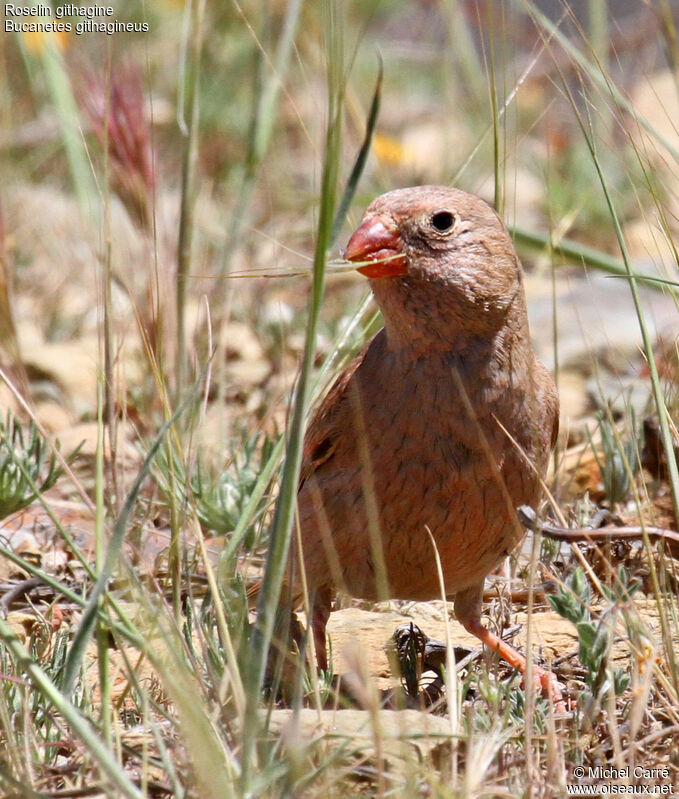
xmin=326 ymin=605 xmax=481 ymax=686
xmin=525 ymin=271 xmax=678 ymax=376
xmin=266 ymin=707 xmax=453 ymax=776
xmin=324 ymin=597 xmax=676 ymax=686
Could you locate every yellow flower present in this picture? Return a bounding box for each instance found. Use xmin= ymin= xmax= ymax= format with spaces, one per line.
xmin=372 ymin=132 xmax=413 ymax=167
xmin=21 ymin=22 xmax=69 ymax=55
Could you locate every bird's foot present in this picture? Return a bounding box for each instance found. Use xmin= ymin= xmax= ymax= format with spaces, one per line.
xmin=523 ymin=665 xmax=568 ymax=714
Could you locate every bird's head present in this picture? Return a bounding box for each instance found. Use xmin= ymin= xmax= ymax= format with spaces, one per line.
xmin=343 ymin=186 xmax=525 ymax=350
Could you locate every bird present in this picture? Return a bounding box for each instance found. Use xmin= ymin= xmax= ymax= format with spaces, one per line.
xmin=284 ymin=185 xmax=561 ymax=703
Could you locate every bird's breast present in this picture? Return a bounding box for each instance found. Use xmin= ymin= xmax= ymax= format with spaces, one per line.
xmin=297 ymin=346 xmax=548 ymax=602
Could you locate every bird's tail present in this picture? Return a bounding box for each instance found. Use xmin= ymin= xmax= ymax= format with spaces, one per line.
xmin=246 ymin=580 xmax=261 ymax=610
xmin=246 ymin=577 xmax=298 ymax=609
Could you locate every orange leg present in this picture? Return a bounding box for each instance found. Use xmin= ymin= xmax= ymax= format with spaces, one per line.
xmin=454 ymin=585 xmax=566 ymax=712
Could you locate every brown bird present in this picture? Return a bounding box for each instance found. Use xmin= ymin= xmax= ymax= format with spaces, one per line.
xmin=289 ymin=186 xmax=561 ymax=702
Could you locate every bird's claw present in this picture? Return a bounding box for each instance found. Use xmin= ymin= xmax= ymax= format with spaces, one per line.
xmin=523 ymin=666 xmax=568 ymax=714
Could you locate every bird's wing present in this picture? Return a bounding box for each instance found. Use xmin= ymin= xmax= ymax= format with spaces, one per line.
xmin=536 ymin=359 xmax=559 ymax=450
xmin=247 ymin=333 xmax=382 ymax=606
xmin=299 ymin=330 xmax=384 ymax=488
xmin=550 ymin=404 xmax=559 ymax=450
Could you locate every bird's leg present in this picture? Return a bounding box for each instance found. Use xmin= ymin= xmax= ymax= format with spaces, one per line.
xmin=310 ymin=585 xmax=333 ymax=673
xmin=454 ymin=585 xmax=565 ymax=711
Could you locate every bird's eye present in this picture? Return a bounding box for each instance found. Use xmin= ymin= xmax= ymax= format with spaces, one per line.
xmin=430 ymin=211 xmax=456 ymax=232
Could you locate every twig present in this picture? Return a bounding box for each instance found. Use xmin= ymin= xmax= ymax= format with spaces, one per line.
xmin=0 ymin=576 xmax=43 ymax=616
xmin=518 ymin=505 xmax=679 ymax=555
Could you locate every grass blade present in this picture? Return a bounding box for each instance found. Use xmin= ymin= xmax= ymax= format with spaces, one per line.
xmin=523 ymin=1 xmax=679 ymax=164
xmin=512 ymin=225 xmax=668 ymax=287
xmin=240 ymin=2 xmax=345 ymax=789
xmin=176 ymin=0 xmax=207 ymax=400
xmin=62 ymin=372 xmax=206 ymax=695
xmin=218 ymin=0 xmax=304 ymax=281
xmin=330 ymin=57 xmax=382 ymax=247
xmin=0 ymin=616 xmax=144 ymax=799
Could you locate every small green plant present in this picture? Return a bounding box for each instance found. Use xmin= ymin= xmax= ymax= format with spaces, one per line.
xmin=589 ymin=408 xmax=642 ymax=505
xmin=0 ymin=411 xmax=80 ymax=520
xmin=548 ymin=566 xmax=637 ymax=716
xmin=471 ymin=662 xmax=550 ymax=734
xmin=153 ymin=428 xmax=277 ymax=544
xmin=193 ymin=432 xmax=276 ymax=540
xmin=0 ymin=626 xmax=74 ymax=771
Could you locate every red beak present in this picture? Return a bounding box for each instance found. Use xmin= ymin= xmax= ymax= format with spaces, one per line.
xmin=343 ymin=216 xmax=407 ymax=278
